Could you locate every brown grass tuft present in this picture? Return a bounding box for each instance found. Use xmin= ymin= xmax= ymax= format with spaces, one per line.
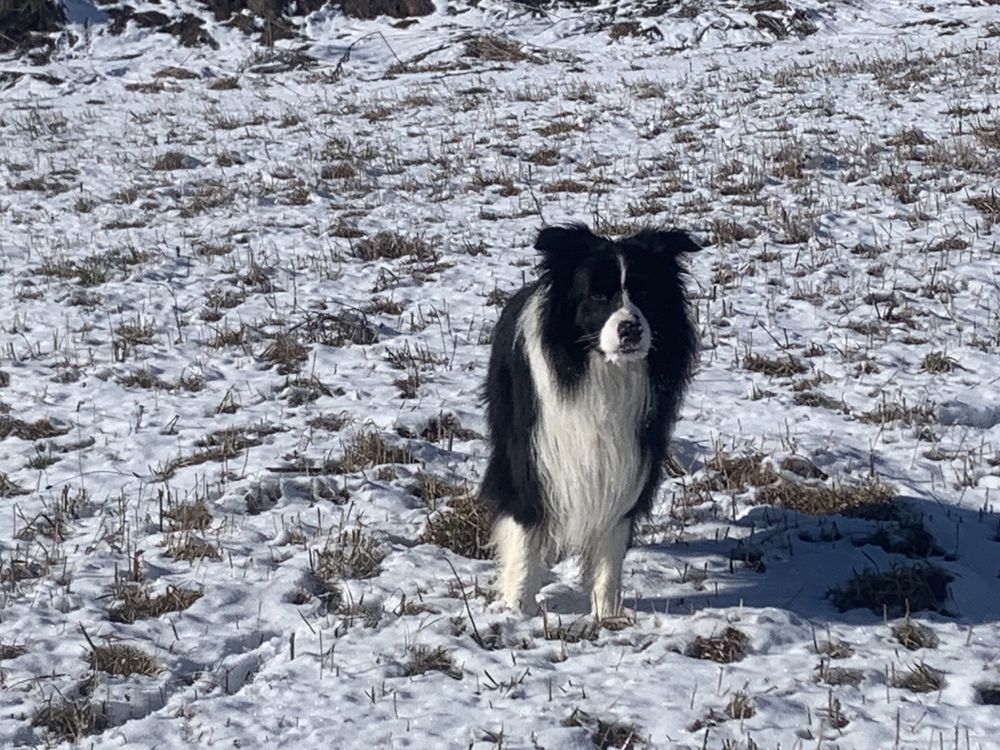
xmin=338 ymin=430 xmax=413 ymax=473
xmin=314 ymin=528 xmax=385 ymax=581
xmin=403 ymin=644 xmax=462 ymax=679
xmin=919 ymin=351 xmax=957 ymax=373
xmin=755 ymin=478 xmax=895 ymax=516
xmin=88 ymin=643 xmax=160 ymax=676
xmin=164 ymin=533 xmax=222 ymax=562
xmin=0 ymin=415 xmax=70 ymax=440
xmin=891 ymin=662 xmax=945 ymax=693
xmin=108 ymin=583 xmax=203 ymax=623
xmin=354 ymin=231 xmax=438 ymax=262
xmin=32 ymin=698 xmax=106 ymax=744
xmin=0 ymin=472 xmax=28 ymax=497
xmin=829 ymin=563 xmax=952 ymax=616
xmin=421 ymin=492 xmax=492 ymax=559
xmin=892 ymin=617 xmax=939 ymax=650
xmin=697 ymin=452 xmax=777 ymax=491
xmin=0 ymin=642 xmax=28 ymax=660
xmin=685 ymin=627 xmax=749 ymax=663
xmin=743 ymin=353 xmax=808 ymax=377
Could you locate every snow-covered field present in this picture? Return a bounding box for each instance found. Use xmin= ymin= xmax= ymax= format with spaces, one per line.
xmin=2 ymin=1 xmax=1000 ymax=747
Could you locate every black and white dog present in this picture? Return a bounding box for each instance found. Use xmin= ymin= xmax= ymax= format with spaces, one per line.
xmin=481 ymin=223 xmax=698 ymax=619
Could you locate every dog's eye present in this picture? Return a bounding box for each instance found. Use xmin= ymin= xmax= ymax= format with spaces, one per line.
xmin=590 ymin=292 xmax=608 ymax=302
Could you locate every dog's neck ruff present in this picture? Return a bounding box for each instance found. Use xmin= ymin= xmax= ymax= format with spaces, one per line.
xmin=518 ymin=290 xmax=652 ymax=552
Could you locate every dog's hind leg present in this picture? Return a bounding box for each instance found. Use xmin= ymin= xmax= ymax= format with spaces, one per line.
xmin=583 ymin=518 xmax=632 ymax=620
xmin=493 ymin=515 xmax=545 ymax=614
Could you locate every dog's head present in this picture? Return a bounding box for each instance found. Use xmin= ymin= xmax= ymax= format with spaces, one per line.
xmin=535 ymin=223 xmax=699 ymax=364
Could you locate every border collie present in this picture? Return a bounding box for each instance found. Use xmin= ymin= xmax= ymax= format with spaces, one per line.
xmin=481 ymin=223 xmax=698 ymax=619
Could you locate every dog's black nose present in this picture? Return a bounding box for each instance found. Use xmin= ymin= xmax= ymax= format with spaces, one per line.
xmin=618 ymin=319 xmax=642 ymax=346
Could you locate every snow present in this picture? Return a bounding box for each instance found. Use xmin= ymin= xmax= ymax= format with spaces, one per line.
xmin=2 ymin=1 xmax=1000 ymax=748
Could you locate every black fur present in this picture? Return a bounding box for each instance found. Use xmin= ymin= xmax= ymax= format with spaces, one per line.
xmin=480 ymin=223 xmax=699 ymax=528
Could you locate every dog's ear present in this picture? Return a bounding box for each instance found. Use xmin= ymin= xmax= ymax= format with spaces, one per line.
xmin=535 ymin=223 xmax=602 ymax=274
xmin=628 ymin=228 xmax=702 ymax=255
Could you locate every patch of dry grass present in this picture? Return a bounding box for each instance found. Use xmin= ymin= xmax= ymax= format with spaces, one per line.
xmin=88 ymin=643 xmax=159 ymax=676
xmin=162 ymin=500 xmax=212 ymax=531
xmin=919 ymin=351 xmax=957 ymax=373
xmin=32 ymin=697 xmax=106 ymax=744
xmin=563 ymin=709 xmax=647 ymax=750
xmin=463 ymin=34 xmax=539 ymax=64
xmin=0 ymin=471 xmax=28 ymax=497
xmin=354 ymin=231 xmax=439 ymax=262
xmin=314 ymin=528 xmax=385 ymax=581
xmin=164 ymin=533 xmax=222 ymax=562
xmin=260 ymin=332 xmax=309 ymax=374
xmin=828 ymin=563 xmax=952 ymax=616
xmin=697 ymin=452 xmax=777 ymax=492
xmin=0 ymin=415 xmax=70 ymax=440
xmin=743 ymin=353 xmax=808 ymax=377
xmin=816 ymin=662 xmax=864 ymax=687
xmin=403 ymin=645 xmax=462 ymax=680
xmin=685 ymin=627 xmax=749 ymax=663
xmin=108 ymin=583 xmax=203 ymax=623
xmin=420 ymin=413 xmax=483 ymax=443
xmin=891 ymin=661 xmax=945 ymax=693
xmin=892 ymin=617 xmax=939 ymax=650
xmin=0 ymin=642 xmax=28 ymax=660
xmin=754 ymin=477 xmax=895 ymax=516
xmin=861 ymin=399 xmax=935 ymax=426
xmin=337 ymin=430 xmax=413 ymax=473
xmin=420 ymin=492 xmax=492 ymax=559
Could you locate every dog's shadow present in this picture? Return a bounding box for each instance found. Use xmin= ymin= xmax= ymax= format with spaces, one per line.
xmin=537 ymin=492 xmax=1000 ymax=626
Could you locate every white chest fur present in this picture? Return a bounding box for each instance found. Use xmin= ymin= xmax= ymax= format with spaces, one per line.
xmin=519 ymin=293 xmax=652 ymax=552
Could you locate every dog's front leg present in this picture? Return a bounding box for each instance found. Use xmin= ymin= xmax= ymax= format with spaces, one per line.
xmin=583 ymin=518 xmax=632 ymax=620
xmin=493 ymin=515 xmax=545 ymax=614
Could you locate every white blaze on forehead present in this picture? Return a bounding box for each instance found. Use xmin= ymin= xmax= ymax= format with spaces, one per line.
xmin=600 ymin=251 xmax=651 ymax=362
